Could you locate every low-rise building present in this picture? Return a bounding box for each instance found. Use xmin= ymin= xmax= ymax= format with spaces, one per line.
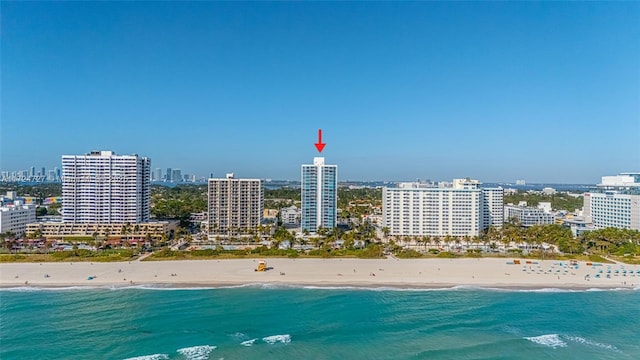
xmin=561 ymin=217 xmax=595 ymax=237
xmin=0 ymin=201 xmax=36 ymax=236
xmin=504 ymin=203 xmax=555 ymax=227
xmin=26 ymin=221 xmax=175 ymax=240
xmin=280 ymin=206 xmax=301 ymax=225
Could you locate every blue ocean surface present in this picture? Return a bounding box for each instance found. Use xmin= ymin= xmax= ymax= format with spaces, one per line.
xmin=1 ymin=285 xmax=638 ymax=359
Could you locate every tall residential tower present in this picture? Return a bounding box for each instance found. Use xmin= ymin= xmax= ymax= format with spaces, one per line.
xmin=301 ymin=157 xmax=338 ymax=233
xmin=208 ymin=173 xmax=264 ymax=239
xmin=382 ymin=178 xmax=503 ymax=237
xmin=61 ymin=150 xmax=151 ymax=224
xmin=584 ymin=172 xmax=640 ymax=230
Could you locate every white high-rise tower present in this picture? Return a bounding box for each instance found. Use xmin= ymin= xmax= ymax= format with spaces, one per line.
xmin=62 ymin=150 xmax=151 ymax=224
xmin=301 ymin=157 xmax=338 ymax=233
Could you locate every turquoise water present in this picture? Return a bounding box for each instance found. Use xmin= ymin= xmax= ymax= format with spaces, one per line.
xmin=1 ymin=285 xmax=638 ymax=359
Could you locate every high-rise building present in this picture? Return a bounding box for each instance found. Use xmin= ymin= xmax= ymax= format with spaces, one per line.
xmin=382 ymin=178 xmax=503 ymax=237
xmin=584 ymin=172 xmax=640 ymax=230
xmin=482 ymin=187 xmax=504 ymax=230
xmin=30 ymin=166 xmax=35 ymax=179
xmin=172 ymin=169 xmax=182 ymax=183
xmin=208 ymin=173 xmax=263 ymax=239
xmin=301 ymin=157 xmax=338 ymax=233
xmin=61 ymin=150 xmax=151 ymax=224
xmin=154 ymin=168 xmax=162 ymax=182
xmin=166 ymin=168 xmax=172 ymax=182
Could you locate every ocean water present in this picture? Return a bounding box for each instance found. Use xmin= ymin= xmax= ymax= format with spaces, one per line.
xmin=1 ymin=285 xmax=638 ymax=359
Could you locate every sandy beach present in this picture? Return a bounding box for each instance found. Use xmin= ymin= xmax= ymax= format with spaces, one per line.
xmin=1 ymin=257 xmax=639 ymax=289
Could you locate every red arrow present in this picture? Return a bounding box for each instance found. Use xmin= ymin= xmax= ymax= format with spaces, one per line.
xmin=314 ymin=129 xmax=326 ymax=153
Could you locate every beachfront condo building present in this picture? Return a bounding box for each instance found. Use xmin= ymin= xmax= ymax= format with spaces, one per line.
xmin=382 ymin=178 xmax=503 ymax=237
xmin=503 ymin=204 xmax=555 ymax=227
xmin=0 ymin=201 xmax=36 ymax=236
xmin=301 ymin=157 xmax=338 ymax=233
xmin=583 ymin=172 xmax=640 ymax=230
xmin=208 ymin=174 xmax=264 ymax=239
xmin=61 ymin=150 xmax=151 ymax=224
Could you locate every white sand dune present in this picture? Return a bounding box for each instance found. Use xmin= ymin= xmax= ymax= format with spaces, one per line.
xmin=1 ymin=257 xmax=638 ymax=289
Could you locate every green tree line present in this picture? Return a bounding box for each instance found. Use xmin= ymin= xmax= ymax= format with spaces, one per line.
xmin=504 ymin=191 xmax=583 ymax=212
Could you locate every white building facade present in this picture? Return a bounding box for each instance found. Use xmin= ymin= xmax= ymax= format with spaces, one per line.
xmin=61 ymin=150 xmax=151 ymax=224
xmin=301 ymin=157 xmax=338 ymax=233
xmin=382 ymin=179 xmax=503 ymax=237
xmin=208 ymin=174 xmax=263 ymax=239
xmin=0 ymin=201 xmax=36 ymax=236
xmin=280 ymin=206 xmax=301 ymax=225
xmin=503 ymin=204 xmax=555 ymax=227
xmin=583 ymin=172 xmax=640 ymax=231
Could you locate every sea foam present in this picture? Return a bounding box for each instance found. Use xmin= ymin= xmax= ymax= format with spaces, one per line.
xmin=564 ymin=335 xmax=620 ymax=352
xmin=176 ymin=345 xmax=216 ymax=360
xmin=240 ymin=339 xmax=258 ymax=346
xmin=262 ymin=334 xmax=291 ymax=344
xmin=525 ymin=334 xmax=567 ymax=348
xmin=123 ymin=354 xmax=169 ymax=360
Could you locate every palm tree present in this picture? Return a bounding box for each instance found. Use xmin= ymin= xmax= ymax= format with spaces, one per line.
xmin=443 ymin=235 xmax=453 ymax=252
xmin=92 ymin=231 xmax=100 ymax=250
xmin=471 ymin=236 xmax=480 ymax=251
xmin=121 ymin=222 xmax=132 ymax=244
xmin=381 ymin=227 xmax=390 ymax=241
xmin=145 ymin=232 xmax=153 ymax=248
xmin=434 ymin=237 xmax=442 ymax=251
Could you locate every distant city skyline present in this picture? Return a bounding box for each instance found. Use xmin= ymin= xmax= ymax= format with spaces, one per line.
xmin=2 ymin=2 xmax=638 ymax=183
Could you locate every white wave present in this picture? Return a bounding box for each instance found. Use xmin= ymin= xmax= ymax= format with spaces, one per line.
xmin=584 ymin=287 xmax=638 ymax=292
xmin=176 ymin=345 xmax=216 ymax=360
xmin=123 ymin=354 xmax=169 ymax=360
xmin=303 ymin=284 xmax=476 ymax=292
xmin=5 ymin=283 xmax=637 ymax=293
xmin=262 ymin=334 xmax=291 ymax=344
xmin=564 ymin=335 xmax=620 ymax=352
xmin=465 ymin=286 xmax=640 ymax=293
xmin=525 ymin=334 xmax=567 ymax=348
xmin=113 ymin=285 xmax=217 ymax=291
xmin=302 ymin=285 xmax=359 ymax=290
xmin=0 ymin=286 xmax=103 ymax=292
xmin=240 ymin=338 xmax=258 ymax=346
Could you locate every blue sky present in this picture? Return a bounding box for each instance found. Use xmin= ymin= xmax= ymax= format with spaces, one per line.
xmin=1 ymin=2 xmax=639 ymax=183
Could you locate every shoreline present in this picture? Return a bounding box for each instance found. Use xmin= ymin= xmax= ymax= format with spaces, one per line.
xmin=2 ymin=282 xmax=635 ymax=292
xmin=2 ymin=258 xmax=639 ymax=291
